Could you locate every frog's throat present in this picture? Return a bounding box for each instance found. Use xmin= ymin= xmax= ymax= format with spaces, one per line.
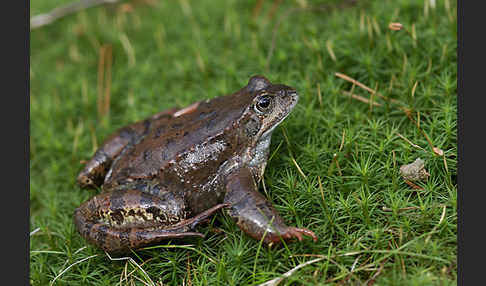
xmin=247 ymin=129 xmax=272 ymax=172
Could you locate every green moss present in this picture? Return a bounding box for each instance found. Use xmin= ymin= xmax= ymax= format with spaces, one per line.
xmin=30 ymin=0 xmax=456 ymax=285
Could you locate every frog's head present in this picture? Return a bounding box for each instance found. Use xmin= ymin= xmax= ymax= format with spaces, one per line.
xmin=244 ymin=75 xmax=299 ymax=141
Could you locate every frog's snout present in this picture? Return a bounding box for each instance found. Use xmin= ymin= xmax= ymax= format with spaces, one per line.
xmin=285 ymin=90 xmax=299 ymax=108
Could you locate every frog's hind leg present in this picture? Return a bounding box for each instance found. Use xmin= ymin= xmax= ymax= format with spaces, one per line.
xmin=74 ymin=190 xmax=227 ymax=252
xmin=75 ymin=218 xmax=205 ymax=253
xmin=77 ymin=108 xmax=179 ymax=189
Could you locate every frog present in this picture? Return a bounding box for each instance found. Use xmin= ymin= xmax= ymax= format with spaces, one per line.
xmin=74 ymin=75 xmax=317 ymax=252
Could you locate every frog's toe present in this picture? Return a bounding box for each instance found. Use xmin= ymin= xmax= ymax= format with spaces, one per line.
xmin=283 ymin=227 xmax=317 ymax=243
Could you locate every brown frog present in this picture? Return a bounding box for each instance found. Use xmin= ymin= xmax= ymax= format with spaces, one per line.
xmin=74 ymin=75 xmax=317 ymax=252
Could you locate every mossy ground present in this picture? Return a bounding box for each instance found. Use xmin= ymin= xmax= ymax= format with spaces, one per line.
xmin=30 ymin=0 xmax=457 ymax=285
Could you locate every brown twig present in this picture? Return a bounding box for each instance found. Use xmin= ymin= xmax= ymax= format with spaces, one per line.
xmin=89 ymin=124 xmax=98 ymax=153
xmin=339 ymin=129 xmax=346 ymax=152
xmin=326 ymin=39 xmax=337 ymax=62
xmin=291 ymin=157 xmax=308 ymax=180
xmin=186 ymin=256 xmax=193 ymax=286
xmin=402 ymin=111 xmax=443 ymax=156
xmin=396 ymin=132 xmax=426 ymax=152
xmin=267 ymin=0 xmax=283 ymax=20
xmin=335 ymin=72 xmax=402 ymax=105
xmin=332 ymin=153 xmax=342 ymax=176
xmin=342 ymin=91 xmax=382 ymax=107
xmin=103 ymin=45 xmax=113 ymax=118
xmin=97 ymin=44 xmax=113 ymax=120
xmin=97 ymin=45 xmax=106 ymax=119
xmin=411 ymin=81 xmax=419 ymax=98
xmin=30 ymin=0 xmax=120 ymax=30
xmin=252 ymin=0 xmax=265 ymax=19
xmin=404 ymin=180 xmax=424 ymax=190
xmin=336 ymin=72 xmax=376 ymax=95
xmin=317 ymin=83 xmax=323 ymax=107
xmin=382 ymin=206 xmax=420 ymax=212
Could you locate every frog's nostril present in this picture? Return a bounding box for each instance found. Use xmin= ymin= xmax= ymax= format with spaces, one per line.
xmin=287 ymin=91 xmax=298 ymax=98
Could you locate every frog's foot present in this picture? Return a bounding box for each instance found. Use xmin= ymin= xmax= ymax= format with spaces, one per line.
xmin=278 ymin=227 xmax=317 ymax=243
xmin=262 ymin=227 xmax=317 ymax=246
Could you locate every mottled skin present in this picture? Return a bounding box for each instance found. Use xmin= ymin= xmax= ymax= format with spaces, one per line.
xmin=74 ymin=76 xmax=317 ymax=252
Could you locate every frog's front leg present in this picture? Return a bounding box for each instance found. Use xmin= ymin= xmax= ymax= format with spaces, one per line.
xmin=74 ymin=189 xmax=227 ymax=252
xmin=77 ymin=107 xmax=179 ymax=189
xmin=223 ymin=167 xmax=317 ymax=244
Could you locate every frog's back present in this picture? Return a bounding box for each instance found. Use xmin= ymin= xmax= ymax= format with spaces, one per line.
xmin=105 ymin=88 xmax=255 ymax=184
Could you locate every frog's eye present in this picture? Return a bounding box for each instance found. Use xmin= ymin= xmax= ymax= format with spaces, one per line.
xmin=255 ymin=95 xmax=272 ymax=113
